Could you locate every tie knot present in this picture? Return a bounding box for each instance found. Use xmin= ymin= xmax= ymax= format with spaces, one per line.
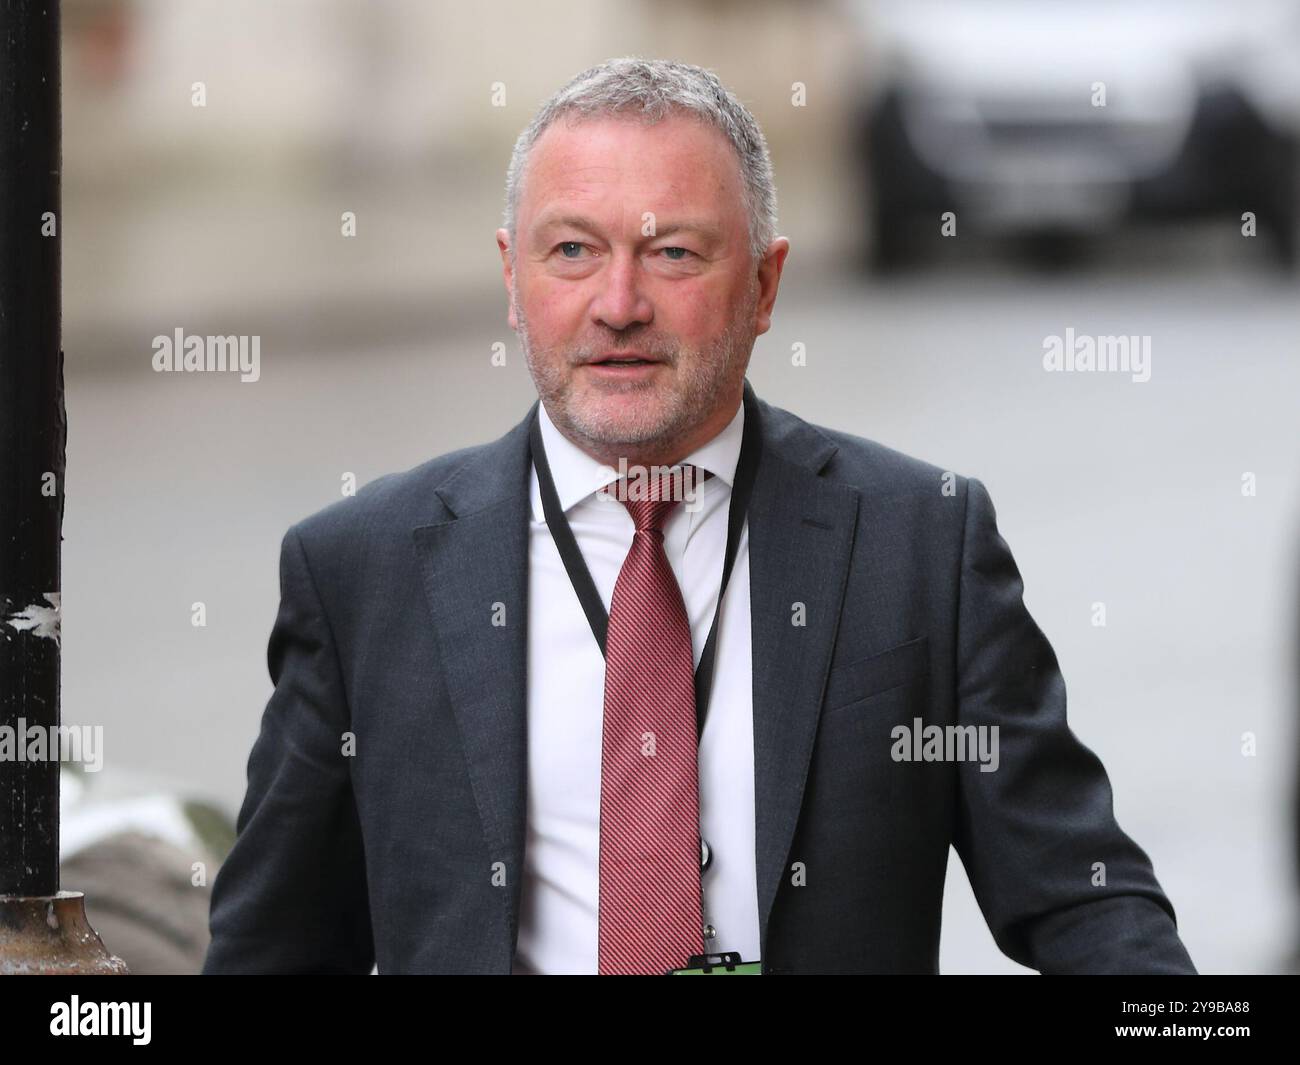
xmin=601 ymin=464 xmax=708 ymax=533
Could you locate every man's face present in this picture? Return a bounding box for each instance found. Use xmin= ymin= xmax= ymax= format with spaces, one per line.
xmin=498 ymin=112 xmax=787 ymax=462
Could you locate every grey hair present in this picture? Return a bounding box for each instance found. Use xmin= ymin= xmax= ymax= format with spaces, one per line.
xmin=503 ymin=56 xmax=778 ymax=263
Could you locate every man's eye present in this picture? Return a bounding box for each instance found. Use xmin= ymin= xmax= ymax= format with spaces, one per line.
xmin=557 ymin=242 xmax=585 ymax=258
xmin=660 ymin=246 xmax=692 ymax=261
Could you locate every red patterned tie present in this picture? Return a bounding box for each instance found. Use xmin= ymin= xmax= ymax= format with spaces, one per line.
xmin=597 ymin=465 xmax=706 ymax=975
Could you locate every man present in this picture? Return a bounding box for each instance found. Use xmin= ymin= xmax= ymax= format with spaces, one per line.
xmin=203 ymin=58 xmax=1195 ymax=975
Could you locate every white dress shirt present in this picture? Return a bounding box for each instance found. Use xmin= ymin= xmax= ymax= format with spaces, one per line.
xmin=512 ymin=396 xmax=760 ymax=974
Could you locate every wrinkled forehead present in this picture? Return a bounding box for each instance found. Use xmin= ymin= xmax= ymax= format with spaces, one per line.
xmin=518 ymin=111 xmax=748 ymax=236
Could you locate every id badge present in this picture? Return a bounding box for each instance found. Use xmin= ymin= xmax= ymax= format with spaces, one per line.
xmin=666 ymin=952 xmax=761 ymax=975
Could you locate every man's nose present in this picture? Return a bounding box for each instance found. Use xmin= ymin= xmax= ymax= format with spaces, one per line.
xmin=590 ymin=252 xmax=653 ymax=334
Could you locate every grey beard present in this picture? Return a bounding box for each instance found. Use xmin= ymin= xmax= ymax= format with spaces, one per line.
xmin=515 ymin=287 xmax=755 ymax=456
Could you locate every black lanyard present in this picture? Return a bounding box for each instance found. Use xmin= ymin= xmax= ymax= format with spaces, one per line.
xmin=528 ymin=387 xmax=761 ymax=741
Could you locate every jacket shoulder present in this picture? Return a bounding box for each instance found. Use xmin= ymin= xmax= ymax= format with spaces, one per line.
xmin=764 ymin=398 xmax=972 ymax=499
xmin=286 ymin=436 xmax=499 ymax=555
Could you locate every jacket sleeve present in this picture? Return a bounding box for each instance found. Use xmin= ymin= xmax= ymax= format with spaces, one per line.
xmin=951 ymin=477 xmax=1196 ymax=974
xmin=202 ymin=525 xmax=375 ymax=974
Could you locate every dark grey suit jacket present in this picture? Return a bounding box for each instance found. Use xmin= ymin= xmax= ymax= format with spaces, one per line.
xmin=203 ymin=378 xmax=1196 ymax=974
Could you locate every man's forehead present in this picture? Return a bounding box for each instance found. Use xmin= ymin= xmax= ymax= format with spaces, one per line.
xmin=521 ymin=114 xmax=744 ymax=230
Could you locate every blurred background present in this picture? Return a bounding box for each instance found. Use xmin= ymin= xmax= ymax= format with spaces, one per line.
xmin=51 ymin=0 xmax=1300 ymax=972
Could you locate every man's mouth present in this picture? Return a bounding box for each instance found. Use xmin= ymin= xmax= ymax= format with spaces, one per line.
xmin=585 ymin=352 xmax=662 ymax=366
xmin=578 ymin=353 xmax=667 ymax=381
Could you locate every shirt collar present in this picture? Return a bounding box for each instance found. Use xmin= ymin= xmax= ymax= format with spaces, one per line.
xmin=531 ymin=395 xmax=745 ymax=521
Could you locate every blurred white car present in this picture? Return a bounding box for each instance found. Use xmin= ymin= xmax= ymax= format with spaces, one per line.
xmin=845 ymin=0 xmax=1300 ymax=267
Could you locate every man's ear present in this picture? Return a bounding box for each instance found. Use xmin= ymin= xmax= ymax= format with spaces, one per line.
xmin=496 ymin=227 xmax=517 ymax=331
xmin=754 ymin=237 xmax=790 ymax=338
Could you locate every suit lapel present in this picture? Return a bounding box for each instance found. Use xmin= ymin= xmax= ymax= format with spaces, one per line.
xmin=745 ymin=383 xmax=861 ymax=957
xmin=411 ymin=403 xmax=537 ymax=956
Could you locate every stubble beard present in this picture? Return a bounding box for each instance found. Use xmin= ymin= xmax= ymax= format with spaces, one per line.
xmin=515 ymin=279 xmax=757 ymax=464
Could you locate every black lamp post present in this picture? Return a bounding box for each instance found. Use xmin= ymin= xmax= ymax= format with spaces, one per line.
xmin=0 ymin=0 xmax=125 ymax=974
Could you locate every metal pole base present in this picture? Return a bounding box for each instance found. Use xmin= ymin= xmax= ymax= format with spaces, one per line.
xmin=0 ymin=890 xmax=129 ymax=974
